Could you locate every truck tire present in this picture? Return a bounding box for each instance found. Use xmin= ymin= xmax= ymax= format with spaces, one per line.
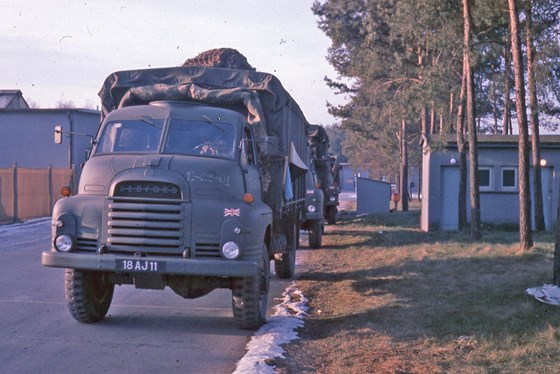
xmin=64 ymin=269 xmax=114 ymax=323
xmin=232 ymin=246 xmax=270 ymax=329
xmin=308 ymin=220 xmax=323 ymax=249
xmin=275 ymin=222 xmax=297 ymax=279
xmin=326 ymin=206 xmax=337 ymax=225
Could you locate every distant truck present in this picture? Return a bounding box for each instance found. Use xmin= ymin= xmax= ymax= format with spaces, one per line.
xmin=41 ymin=50 xmax=310 ymax=329
xmin=307 ymin=125 xmax=339 ymax=224
xmin=301 ymin=167 xmax=324 ymax=248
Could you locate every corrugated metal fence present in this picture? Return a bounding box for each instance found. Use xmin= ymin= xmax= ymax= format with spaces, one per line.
xmin=0 ymin=164 xmax=75 ymax=224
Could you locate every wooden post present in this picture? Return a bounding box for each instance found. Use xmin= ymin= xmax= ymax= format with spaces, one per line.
xmin=12 ymin=162 xmax=19 ymax=223
xmin=48 ymin=164 xmax=53 ymax=213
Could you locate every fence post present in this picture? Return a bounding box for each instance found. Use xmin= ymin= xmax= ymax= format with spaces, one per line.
xmin=48 ymin=164 xmax=53 ymax=213
xmin=12 ymin=162 xmax=19 ymax=223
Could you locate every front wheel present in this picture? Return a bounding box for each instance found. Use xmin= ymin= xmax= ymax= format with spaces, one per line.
xmin=64 ymin=269 xmax=114 ymax=323
xmin=308 ymin=220 xmax=323 ymax=249
xmin=232 ymin=246 xmax=270 ymax=329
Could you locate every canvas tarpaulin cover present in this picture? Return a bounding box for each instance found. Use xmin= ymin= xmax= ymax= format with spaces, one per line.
xmin=97 ymin=65 xmax=309 ymax=162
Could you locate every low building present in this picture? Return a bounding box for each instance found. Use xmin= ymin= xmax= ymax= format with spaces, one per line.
xmin=0 ymin=108 xmax=100 ymax=182
xmin=339 ymin=163 xmax=370 ymax=192
xmin=421 ymin=134 xmax=560 ymax=232
xmin=356 ymin=177 xmax=391 ymax=215
xmin=0 ymin=107 xmax=100 ymax=223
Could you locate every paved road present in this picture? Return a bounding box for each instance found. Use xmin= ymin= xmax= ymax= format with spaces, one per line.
xmin=0 ymin=219 xmax=290 ymax=374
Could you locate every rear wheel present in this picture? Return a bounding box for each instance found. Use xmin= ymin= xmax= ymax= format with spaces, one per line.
xmin=64 ymin=269 xmax=114 ymax=323
xmin=232 ymin=246 xmax=270 ymax=329
xmin=308 ymin=220 xmax=323 ymax=249
xmin=275 ymin=221 xmax=297 ymax=279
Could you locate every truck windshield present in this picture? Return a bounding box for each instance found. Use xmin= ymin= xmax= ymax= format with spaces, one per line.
xmin=163 ymin=118 xmax=237 ymax=159
xmin=95 ymin=118 xmax=164 ymax=154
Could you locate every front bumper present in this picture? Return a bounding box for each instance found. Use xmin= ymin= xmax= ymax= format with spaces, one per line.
xmin=303 ymin=210 xmax=324 ymax=222
xmin=41 ymin=251 xmax=259 ymax=277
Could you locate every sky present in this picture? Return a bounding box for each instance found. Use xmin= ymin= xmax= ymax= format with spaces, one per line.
xmin=1 ymin=0 xmax=346 ymax=125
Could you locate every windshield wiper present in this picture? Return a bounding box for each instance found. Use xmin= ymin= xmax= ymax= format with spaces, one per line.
xmin=203 ymin=115 xmax=226 ymax=132
xmin=136 ymin=115 xmax=161 ymax=128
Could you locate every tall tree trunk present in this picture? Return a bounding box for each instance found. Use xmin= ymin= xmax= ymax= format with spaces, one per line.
xmin=420 ymin=105 xmax=429 ymax=203
xmin=509 ymin=0 xmax=533 ymax=250
xmin=526 ymin=0 xmax=545 ymax=232
xmin=400 ymin=116 xmax=409 ymax=212
xmin=463 ymin=0 xmax=481 ymax=240
xmin=456 ymin=58 xmax=468 ymax=230
xmin=503 ymin=43 xmax=512 ymax=135
xmin=492 ymin=74 xmax=498 ymax=134
xmin=554 ymin=195 xmax=560 ymax=285
xmin=430 ymin=103 xmax=436 ymax=134
xmin=449 ymin=92 xmax=455 ymax=133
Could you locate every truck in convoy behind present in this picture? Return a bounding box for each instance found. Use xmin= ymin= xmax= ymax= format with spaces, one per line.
xmin=41 ymin=50 xmax=309 ymax=329
xmin=301 ymin=167 xmax=324 ymax=249
xmin=307 ymin=124 xmax=339 ymax=225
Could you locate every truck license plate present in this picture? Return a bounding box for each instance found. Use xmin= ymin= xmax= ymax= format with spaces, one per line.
xmin=117 ymin=259 xmax=166 ymax=273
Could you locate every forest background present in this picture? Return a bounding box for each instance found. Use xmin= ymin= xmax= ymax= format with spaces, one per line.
xmin=314 ymin=0 xmax=560 ymax=253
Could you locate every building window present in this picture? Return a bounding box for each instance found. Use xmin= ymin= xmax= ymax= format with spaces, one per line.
xmin=502 ymin=167 xmax=517 ymax=189
xmin=478 ymin=167 xmax=492 ymax=189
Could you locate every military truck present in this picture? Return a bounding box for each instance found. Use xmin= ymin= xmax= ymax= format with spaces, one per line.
xmin=307 ymin=124 xmax=339 ymax=224
xmin=41 ymin=51 xmax=309 ymax=329
xmin=301 ymin=167 xmax=324 ymax=249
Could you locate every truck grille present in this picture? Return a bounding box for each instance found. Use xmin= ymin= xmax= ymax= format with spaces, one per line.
xmin=107 ymin=197 xmax=184 ymax=255
xmin=76 ymin=237 xmax=97 ymax=252
xmin=193 ymin=242 xmax=221 ymax=258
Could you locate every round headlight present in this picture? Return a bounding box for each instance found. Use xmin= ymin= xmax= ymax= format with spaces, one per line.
xmin=307 ymin=205 xmax=316 ymax=213
xmin=55 ymin=234 xmax=73 ymax=252
xmin=222 ymin=241 xmax=240 ymax=259
xmin=329 ymin=196 xmax=336 ymax=202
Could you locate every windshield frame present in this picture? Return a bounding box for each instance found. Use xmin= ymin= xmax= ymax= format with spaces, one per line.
xmin=92 ymin=115 xmax=241 ymax=160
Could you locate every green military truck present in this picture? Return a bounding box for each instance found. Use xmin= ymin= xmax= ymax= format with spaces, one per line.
xmin=301 ymin=167 xmax=324 ymax=249
xmin=42 ymin=51 xmax=309 ymax=329
xmin=307 ymin=124 xmax=339 ymax=225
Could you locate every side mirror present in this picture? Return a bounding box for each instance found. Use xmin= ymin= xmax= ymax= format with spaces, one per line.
xmin=262 ymin=136 xmax=279 ymax=156
xmin=54 ymin=125 xmax=63 ymax=144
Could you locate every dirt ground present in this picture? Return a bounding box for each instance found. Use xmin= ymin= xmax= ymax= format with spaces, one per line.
xmin=272 ymin=193 xmax=560 ymax=373
xmin=275 ymin=192 xmax=391 ymax=374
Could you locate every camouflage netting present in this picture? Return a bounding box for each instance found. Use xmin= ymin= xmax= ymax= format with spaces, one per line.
xmin=182 ymin=48 xmax=256 ymax=71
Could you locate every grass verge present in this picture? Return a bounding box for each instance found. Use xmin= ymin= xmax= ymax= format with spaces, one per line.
xmin=276 ymin=205 xmax=560 ymax=373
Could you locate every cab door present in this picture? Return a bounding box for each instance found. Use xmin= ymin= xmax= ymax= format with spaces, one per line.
xmin=241 ymin=126 xmax=262 ymax=199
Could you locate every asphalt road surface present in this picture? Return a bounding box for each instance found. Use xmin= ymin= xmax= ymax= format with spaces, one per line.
xmin=0 ymin=218 xmax=290 ymax=374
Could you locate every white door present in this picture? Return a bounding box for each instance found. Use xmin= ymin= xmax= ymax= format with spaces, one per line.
xmin=440 ymin=167 xmax=460 ymax=230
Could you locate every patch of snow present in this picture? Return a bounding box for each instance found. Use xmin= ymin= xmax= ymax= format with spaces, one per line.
xmin=233 ymin=282 xmax=308 ymax=374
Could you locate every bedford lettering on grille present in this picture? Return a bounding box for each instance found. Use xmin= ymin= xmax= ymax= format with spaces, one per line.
xmin=114 ymin=181 xmax=181 ymax=199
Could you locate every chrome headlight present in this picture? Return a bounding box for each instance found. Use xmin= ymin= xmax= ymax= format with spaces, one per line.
xmin=222 ymin=241 xmax=240 ymax=259
xmin=54 ymin=234 xmax=73 ymax=252
xmin=307 ymin=205 xmax=317 ymax=213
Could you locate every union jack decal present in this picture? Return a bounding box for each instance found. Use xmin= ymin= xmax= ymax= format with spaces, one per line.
xmin=224 ymin=208 xmax=241 ymax=217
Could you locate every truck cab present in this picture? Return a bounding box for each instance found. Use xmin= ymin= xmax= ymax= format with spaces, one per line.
xmin=43 ymin=101 xmax=272 ymax=329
